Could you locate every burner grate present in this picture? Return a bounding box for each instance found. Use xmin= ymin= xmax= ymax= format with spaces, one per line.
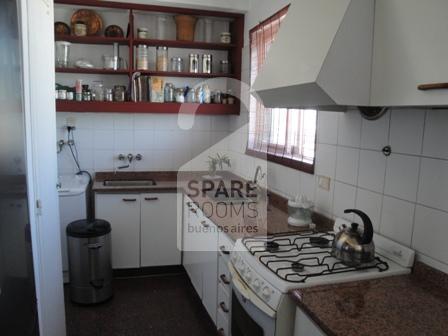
xmin=242 ymin=231 xmax=390 ymax=283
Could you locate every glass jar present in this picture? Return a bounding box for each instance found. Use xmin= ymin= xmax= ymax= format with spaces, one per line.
xmin=156 ymin=46 xmax=168 ymax=71
xmin=202 ymin=84 xmax=211 ymax=104
xmin=156 ymin=15 xmax=168 ymax=40
xmin=136 ymin=45 xmax=149 ymax=70
xmin=105 ymin=88 xmax=113 ymax=102
xmin=113 ymin=85 xmax=126 ymax=102
xmin=220 ymin=60 xmax=230 ymax=74
xmin=164 ymin=83 xmax=174 ymax=102
xmin=175 ymin=88 xmax=185 ymax=103
xmin=202 ymin=54 xmax=212 ymax=74
xmin=189 ymin=54 xmax=199 ymax=73
xmin=93 ymin=81 xmax=104 ymax=101
xmin=82 ymin=90 xmax=92 ymax=101
xmin=55 ymin=41 xmax=71 ymax=68
xmin=203 ymin=18 xmax=213 ymax=43
xmin=170 ymin=57 xmax=184 ymax=72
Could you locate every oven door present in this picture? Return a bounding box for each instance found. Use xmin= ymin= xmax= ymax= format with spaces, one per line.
xmin=230 ymin=264 xmax=277 ymax=336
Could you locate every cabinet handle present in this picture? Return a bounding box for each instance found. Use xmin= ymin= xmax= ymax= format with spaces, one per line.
xmin=220 ymin=274 xmax=230 ymax=285
xmin=144 ymin=197 xmax=159 ymax=201
xmin=220 ymin=245 xmax=230 ymax=255
xmin=201 ymin=220 xmax=210 ymax=228
xmin=123 ymin=198 xmax=137 ymax=202
xmin=219 ymin=302 xmax=230 ymax=313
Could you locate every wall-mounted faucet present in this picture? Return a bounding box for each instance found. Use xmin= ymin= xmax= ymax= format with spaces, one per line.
xmin=115 ymin=153 xmax=143 ymax=173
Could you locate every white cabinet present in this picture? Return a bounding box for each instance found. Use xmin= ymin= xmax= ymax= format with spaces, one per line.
xmin=371 ymin=0 xmax=448 ymax=107
xmin=140 ymin=193 xmax=181 ymax=267
xmin=95 ymin=192 xmax=181 ymax=270
xmin=182 ymin=196 xmax=219 ymax=324
xmin=95 ymin=194 xmax=141 ymax=269
xmin=294 ymin=308 xmax=326 ymax=336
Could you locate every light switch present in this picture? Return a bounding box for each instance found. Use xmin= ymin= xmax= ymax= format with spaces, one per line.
xmin=318 ymin=176 xmax=331 ymax=191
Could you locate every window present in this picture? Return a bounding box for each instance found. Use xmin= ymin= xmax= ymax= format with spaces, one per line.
xmin=247 ymin=6 xmax=317 ymax=174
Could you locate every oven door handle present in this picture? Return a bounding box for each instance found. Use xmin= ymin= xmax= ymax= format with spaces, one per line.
xmin=229 ymin=263 xmax=276 ymax=318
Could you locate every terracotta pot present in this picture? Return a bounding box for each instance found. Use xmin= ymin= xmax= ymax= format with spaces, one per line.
xmin=175 ymin=15 xmax=197 ymax=41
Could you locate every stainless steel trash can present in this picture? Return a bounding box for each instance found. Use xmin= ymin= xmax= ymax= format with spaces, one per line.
xmin=67 ymin=219 xmax=113 ymax=304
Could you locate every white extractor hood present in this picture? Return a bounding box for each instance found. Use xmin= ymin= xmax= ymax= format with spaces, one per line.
xmin=252 ymin=0 xmax=375 ymax=110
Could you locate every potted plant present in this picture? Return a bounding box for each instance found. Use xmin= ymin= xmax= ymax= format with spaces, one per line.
xmin=205 ymin=153 xmax=231 ymax=179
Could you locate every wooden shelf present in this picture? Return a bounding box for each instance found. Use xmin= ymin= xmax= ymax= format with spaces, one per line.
xmin=55 ymin=35 xmax=130 ymax=45
xmin=56 ymin=100 xmax=240 ymax=115
xmin=56 ymin=68 xmax=130 ymax=75
xmin=133 ymin=38 xmax=236 ymax=50
xmin=135 ymin=70 xmax=235 ymax=79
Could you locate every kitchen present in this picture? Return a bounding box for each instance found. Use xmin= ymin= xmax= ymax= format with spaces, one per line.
xmin=2 ymin=0 xmax=448 ymax=335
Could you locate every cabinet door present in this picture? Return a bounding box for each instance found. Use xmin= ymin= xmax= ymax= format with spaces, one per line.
xmin=95 ymin=194 xmax=140 ymax=269
xmin=201 ymin=217 xmax=219 ymax=324
xmin=183 ymin=206 xmax=203 ymax=299
xmin=140 ymin=193 xmax=181 ymax=267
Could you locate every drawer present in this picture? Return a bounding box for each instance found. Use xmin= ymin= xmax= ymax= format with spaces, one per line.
xmin=217 ymin=282 xmax=231 ymax=317
xmin=218 ymin=255 xmax=231 ymax=295
xmin=218 ymin=231 xmax=234 ymax=259
xmin=217 ymin=308 xmax=230 ymax=336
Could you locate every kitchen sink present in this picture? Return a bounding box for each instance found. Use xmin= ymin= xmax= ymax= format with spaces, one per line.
xmin=103 ymin=179 xmax=157 ymax=187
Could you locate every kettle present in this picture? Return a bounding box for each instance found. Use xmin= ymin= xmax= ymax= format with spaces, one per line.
xmin=331 ymin=209 xmax=375 ymax=267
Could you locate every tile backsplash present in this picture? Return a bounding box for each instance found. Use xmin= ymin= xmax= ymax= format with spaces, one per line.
xmin=228 ymin=108 xmax=448 ymax=273
xmin=56 ymin=112 xmax=229 ymax=174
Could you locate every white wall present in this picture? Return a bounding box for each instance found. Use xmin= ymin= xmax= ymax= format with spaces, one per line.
xmin=57 ymin=113 xmax=230 ymax=174
xmin=228 ymin=0 xmax=448 ymax=274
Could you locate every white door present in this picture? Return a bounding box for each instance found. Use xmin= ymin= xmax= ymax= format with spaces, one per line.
xmin=95 ymin=194 xmax=141 ymax=269
xmin=140 ymin=193 xmax=181 ymax=267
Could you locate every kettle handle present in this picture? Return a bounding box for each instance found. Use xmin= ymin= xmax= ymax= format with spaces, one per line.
xmin=344 ymin=209 xmax=374 ymax=244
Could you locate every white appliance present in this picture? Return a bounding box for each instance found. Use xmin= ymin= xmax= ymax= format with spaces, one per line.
xmin=58 ymin=175 xmax=89 ymax=283
xmin=229 ymin=218 xmax=415 ymax=336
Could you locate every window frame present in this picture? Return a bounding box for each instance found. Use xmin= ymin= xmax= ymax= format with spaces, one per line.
xmin=246 ymin=5 xmax=316 ymax=175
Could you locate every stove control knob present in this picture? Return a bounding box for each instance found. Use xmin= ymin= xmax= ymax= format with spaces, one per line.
xmin=245 ymin=269 xmax=252 ymax=281
xmin=262 ymin=286 xmax=271 ymax=300
xmin=253 ymin=279 xmax=261 ymax=291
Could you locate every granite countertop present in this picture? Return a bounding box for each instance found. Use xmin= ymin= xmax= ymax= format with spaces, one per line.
xmin=92 ymin=171 xmax=333 ymax=241
xmin=290 ymin=262 xmax=448 ymax=336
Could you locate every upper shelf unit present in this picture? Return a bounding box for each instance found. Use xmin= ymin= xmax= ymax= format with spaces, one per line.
xmin=54 ymin=0 xmax=244 ymax=115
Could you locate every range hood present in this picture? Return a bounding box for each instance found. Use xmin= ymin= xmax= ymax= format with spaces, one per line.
xmin=252 ymin=0 xmax=375 ymax=110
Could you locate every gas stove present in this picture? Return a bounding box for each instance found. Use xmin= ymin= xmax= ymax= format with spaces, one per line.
xmin=230 ymin=220 xmax=415 ymax=312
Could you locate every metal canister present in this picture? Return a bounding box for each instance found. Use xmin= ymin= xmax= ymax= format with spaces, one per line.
xmin=164 ymin=83 xmax=174 ymax=102
xmin=189 ymin=54 xmax=199 ymax=73
xmin=202 ymin=54 xmax=212 ymax=74
xmin=220 ymin=60 xmax=230 ymax=74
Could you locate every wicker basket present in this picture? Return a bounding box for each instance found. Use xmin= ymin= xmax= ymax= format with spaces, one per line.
xmin=175 ymin=15 xmax=197 ymax=41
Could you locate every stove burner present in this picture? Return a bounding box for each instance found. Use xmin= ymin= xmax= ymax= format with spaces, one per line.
xmin=291 ymin=262 xmax=305 ymax=273
xmin=265 ymin=241 xmax=280 ymax=253
xmin=309 ymin=237 xmax=331 ymax=248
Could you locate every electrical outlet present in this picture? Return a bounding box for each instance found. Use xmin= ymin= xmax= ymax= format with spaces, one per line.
xmin=318 ymin=176 xmax=331 ymax=191
xmin=66 ymin=117 xmax=76 ymax=128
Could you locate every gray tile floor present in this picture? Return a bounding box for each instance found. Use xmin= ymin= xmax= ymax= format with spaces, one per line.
xmin=65 ymin=272 xmax=218 ymax=336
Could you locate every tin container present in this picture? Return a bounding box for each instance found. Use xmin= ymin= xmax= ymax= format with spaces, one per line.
xmin=137 ymin=27 xmax=149 ymax=39
xmin=189 ymin=54 xmax=199 ymax=73
xmin=202 ymin=54 xmax=212 ymax=74
xmin=220 ymin=32 xmax=231 ymax=44
xmin=113 ymin=85 xmax=126 ymax=102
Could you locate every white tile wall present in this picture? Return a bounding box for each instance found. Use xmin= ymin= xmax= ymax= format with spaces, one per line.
xmin=56 ymin=113 xmax=229 ymax=174
xmin=228 ymin=107 xmax=448 ymax=273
